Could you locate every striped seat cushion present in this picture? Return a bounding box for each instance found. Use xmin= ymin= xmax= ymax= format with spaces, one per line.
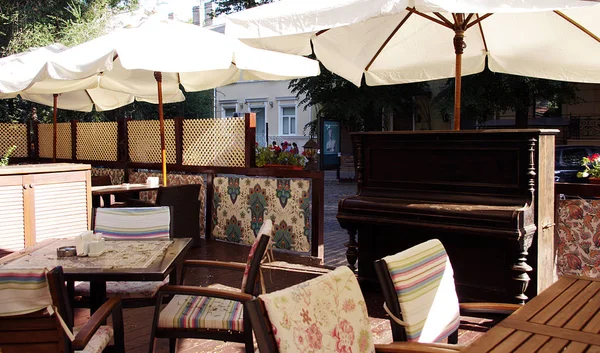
xmin=0 ymin=269 xmax=52 ymax=317
xmin=382 ymin=239 xmax=460 ymax=343
xmin=94 ymin=207 xmax=171 ymax=240
xmin=158 ymin=294 xmax=244 ymax=331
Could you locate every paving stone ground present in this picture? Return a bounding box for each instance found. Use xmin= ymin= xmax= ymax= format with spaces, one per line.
xmin=322 ymin=171 xmax=357 ymax=268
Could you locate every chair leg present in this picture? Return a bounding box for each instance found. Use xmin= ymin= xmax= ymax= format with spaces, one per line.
xmin=448 ymin=329 xmax=459 ymax=344
xmin=243 ymin=310 xmax=254 ymax=353
xmin=169 ymin=338 xmax=177 ymax=353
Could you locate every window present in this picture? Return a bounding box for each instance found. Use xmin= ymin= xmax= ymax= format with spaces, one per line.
xmin=281 ymin=106 xmax=296 ymax=135
xmin=222 ymin=106 xmax=237 ymax=118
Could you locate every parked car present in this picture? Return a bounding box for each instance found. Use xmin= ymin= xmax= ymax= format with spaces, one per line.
xmin=555 ymin=145 xmax=600 ymax=182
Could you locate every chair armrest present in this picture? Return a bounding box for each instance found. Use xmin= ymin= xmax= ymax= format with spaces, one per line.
xmin=72 ymin=297 xmax=123 ymax=350
xmin=183 ymin=260 xmax=246 ymax=271
xmin=375 ymin=342 xmax=464 ymax=352
xmin=459 ymin=302 xmax=521 ymax=317
xmin=158 ymin=284 xmax=253 ymax=302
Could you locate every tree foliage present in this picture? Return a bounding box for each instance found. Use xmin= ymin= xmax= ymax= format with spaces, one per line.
xmin=434 ymin=69 xmax=580 ymax=128
xmin=213 ymin=0 xmax=273 ymax=16
xmin=0 ymin=0 xmax=213 ymax=124
xmin=290 ymin=61 xmax=431 ymax=133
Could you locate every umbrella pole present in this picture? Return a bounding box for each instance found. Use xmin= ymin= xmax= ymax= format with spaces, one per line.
xmin=53 ymin=93 xmax=58 ymax=162
xmin=453 ymin=23 xmax=465 ymax=131
xmin=154 ymin=71 xmax=167 ymax=186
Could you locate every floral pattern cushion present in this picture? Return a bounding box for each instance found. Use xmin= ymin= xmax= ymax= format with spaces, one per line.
xmin=74 ymin=325 xmax=113 ymax=353
xmin=260 ymin=266 xmax=375 ymax=353
xmin=212 ymin=176 xmax=311 ymax=252
xmin=74 ymin=277 xmax=169 ymax=299
xmin=557 ymin=199 xmax=600 ymax=277
xmin=158 ymin=294 xmax=244 ymax=331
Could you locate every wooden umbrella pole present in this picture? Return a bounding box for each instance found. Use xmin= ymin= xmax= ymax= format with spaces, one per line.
xmin=453 ymin=26 xmax=465 ymax=131
xmin=53 ymin=93 xmax=58 ymax=162
xmin=154 ymin=71 xmax=167 ymax=186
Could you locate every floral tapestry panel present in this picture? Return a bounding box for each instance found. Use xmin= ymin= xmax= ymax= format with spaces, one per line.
xmin=260 ymin=266 xmax=375 ymax=353
xmin=91 ymin=167 xmax=124 ymax=185
xmin=129 ymin=170 xmax=206 ymax=236
xmin=557 ymin=198 xmax=600 ymax=278
xmin=212 ymin=176 xmax=312 ymax=252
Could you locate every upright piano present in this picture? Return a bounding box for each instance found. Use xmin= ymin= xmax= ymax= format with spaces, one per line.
xmin=337 ymin=129 xmax=557 ymax=303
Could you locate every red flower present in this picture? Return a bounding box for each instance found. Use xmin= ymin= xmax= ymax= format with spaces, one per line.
xmin=306 ymin=323 xmax=323 ymax=350
xmin=332 ymin=319 xmax=355 ymax=353
xmin=590 ymin=153 xmax=600 ymax=162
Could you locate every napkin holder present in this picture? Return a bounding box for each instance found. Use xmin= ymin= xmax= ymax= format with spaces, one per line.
xmin=75 ymin=230 xmax=93 ymax=256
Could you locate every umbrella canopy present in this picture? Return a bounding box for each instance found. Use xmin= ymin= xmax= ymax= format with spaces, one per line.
xmin=48 ymin=17 xmax=320 ymax=184
xmin=0 ymin=44 xmax=184 ymax=112
xmin=0 ymin=44 xmax=185 ymax=162
xmin=226 ymin=0 xmax=600 ymax=129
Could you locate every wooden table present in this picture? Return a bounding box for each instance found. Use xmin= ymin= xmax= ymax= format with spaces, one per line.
xmin=463 ymin=275 xmax=600 ymax=352
xmin=91 ymin=183 xmax=159 ymax=207
xmin=0 ymin=237 xmax=192 ymax=313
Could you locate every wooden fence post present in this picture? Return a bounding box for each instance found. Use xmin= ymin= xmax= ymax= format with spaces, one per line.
xmin=245 ymin=113 xmax=256 ymax=168
xmin=71 ymin=120 xmax=77 ymax=161
xmin=205 ymin=171 xmax=214 ymax=240
xmin=311 ymin=174 xmax=325 ymax=259
xmin=175 ymin=117 xmax=184 ymax=166
xmin=117 ymin=117 xmax=130 ymax=182
xmin=31 ymin=120 xmax=39 ymax=160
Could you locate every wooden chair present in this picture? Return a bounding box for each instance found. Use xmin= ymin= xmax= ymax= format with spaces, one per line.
xmin=374 ymin=239 xmax=521 ymax=344
xmin=246 ymin=266 xmax=463 ymax=353
xmin=148 ymin=226 xmax=272 ymax=353
xmin=125 ymin=184 xmax=202 ymax=247
xmin=0 ymin=266 xmax=124 ymax=353
xmin=91 ymin=175 xmax=113 ymax=208
xmin=74 ymin=206 xmax=174 ymax=308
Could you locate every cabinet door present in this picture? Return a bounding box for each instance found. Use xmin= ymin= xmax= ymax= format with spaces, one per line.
xmin=29 ymin=171 xmax=89 ymax=244
xmin=0 ymin=175 xmax=25 ymax=255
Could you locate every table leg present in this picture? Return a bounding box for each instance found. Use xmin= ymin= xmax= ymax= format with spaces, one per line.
xmin=89 ymin=281 xmax=107 ymax=314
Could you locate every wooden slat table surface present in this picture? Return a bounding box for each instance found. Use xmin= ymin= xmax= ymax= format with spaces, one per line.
xmin=463 ymin=275 xmax=600 ymax=353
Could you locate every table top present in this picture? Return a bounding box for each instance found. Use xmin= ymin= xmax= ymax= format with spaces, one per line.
xmin=463 ymin=275 xmax=600 ymax=352
xmin=0 ymin=237 xmax=192 ymax=282
xmin=91 ymin=183 xmax=159 ymax=195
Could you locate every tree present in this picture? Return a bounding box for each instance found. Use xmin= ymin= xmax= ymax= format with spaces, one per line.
xmin=290 ymin=61 xmax=431 ymax=133
xmin=213 ymin=0 xmax=273 ymax=17
xmin=0 ymin=0 xmax=213 ymax=124
xmin=434 ymin=69 xmax=580 ymax=129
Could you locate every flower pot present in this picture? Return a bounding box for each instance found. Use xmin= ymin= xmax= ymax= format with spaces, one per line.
xmin=263 ymin=164 xmax=304 ymax=171
xmin=589 ymin=177 xmax=600 ymax=185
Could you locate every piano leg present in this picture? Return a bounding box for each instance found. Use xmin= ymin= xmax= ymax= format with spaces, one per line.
xmin=512 ymin=233 xmax=534 ymax=304
xmin=345 ymin=227 xmax=358 ymax=272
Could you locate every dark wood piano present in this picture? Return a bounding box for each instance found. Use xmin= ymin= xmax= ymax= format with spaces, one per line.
xmin=337 ymin=129 xmax=557 ymax=304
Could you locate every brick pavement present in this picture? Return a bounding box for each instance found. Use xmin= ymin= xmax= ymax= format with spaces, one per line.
xmin=322 ymin=171 xmax=357 ymax=268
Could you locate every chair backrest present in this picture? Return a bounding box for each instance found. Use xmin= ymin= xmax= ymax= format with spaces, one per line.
xmin=241 ymin=219 xmax=272 ymax=293
xmin=245 ymin=266 xmax=375 ymax=353
xmin=0 ymin=267 xmax=73 ymax=353
xmin=93 ymin=206 xmax=172 ymax=240
xmin=91 ymin=175 xmax=112 ymax=186
xmin=155 ymin=184 xmax=201 ymax=246
xmin=374 ymin=239 xmax=460 ymax=343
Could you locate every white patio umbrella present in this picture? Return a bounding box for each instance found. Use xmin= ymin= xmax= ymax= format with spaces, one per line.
xmin=226 ymin=0 xmax=600 ymax=129
xmin=49 ymin=17 xmax=320 ymax=185
xmin=0 ymin=44 xmax=185 ymax=161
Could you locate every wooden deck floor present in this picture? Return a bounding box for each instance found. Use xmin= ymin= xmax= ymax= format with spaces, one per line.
xmin=74 ymin=239 xmax=486 ymax=353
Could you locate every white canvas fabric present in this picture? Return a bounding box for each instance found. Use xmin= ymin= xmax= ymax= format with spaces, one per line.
xmin=226 ymin=0 xmax=600 ymax=87
xmin=0 ymin=268 xmax=53 ymax=317
xmin=0 ymin=44 xmax=184 ymax=112
xmin=46 ymin=17 xmax=319 ymax=94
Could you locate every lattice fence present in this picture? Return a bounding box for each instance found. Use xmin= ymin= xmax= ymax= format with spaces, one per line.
xmin=38 ymin=123 xmax=72 ymax=159
xmin=183 ymin=117 xmax=245 ymax=167
xmin=76 ymin=122 xmax=118 ymax=161
xmin=128 ymin=120 xmax=176 ymax=164
xmin=0 ymin=123 xmax=27 ymax=158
